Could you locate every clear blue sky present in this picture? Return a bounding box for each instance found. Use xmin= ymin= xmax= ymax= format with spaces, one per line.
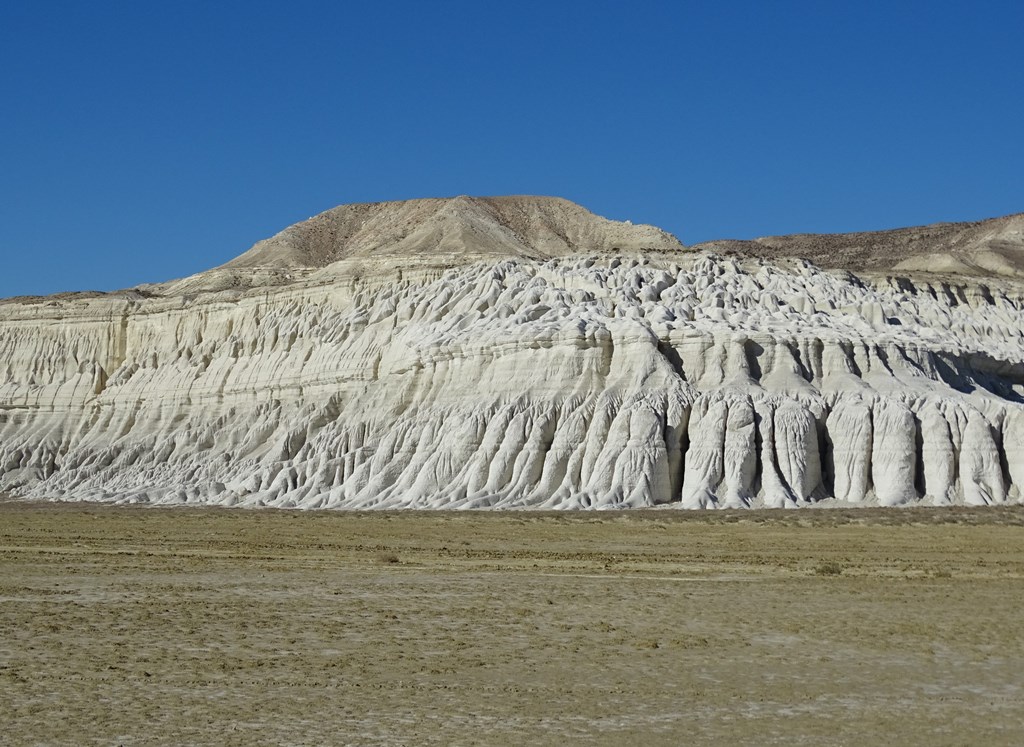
xmin=2 ymin=1 xmax=1022 ymax=297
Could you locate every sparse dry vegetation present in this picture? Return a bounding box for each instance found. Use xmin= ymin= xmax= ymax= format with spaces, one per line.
xmin=813 ymin=560 xmax=844 ymax=576
xmin=1 ymin=502 xmax=1023 ymax=745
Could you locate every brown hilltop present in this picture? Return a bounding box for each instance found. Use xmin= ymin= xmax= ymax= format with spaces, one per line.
xmin=226 ymin=195 xmax=1024 ymax=279
xmin=694 ymin=212 xmax=1024 ymax=277
xmin=222 ymin=195 xmax=685 ymax=269
xmin=106 ymin=197 xmax=1024 ymax=299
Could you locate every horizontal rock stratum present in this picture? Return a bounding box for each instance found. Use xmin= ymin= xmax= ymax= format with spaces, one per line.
xmin=2 ymin=196 xmax=1023 ymax=508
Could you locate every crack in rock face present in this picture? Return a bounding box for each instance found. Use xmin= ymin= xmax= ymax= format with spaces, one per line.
xmin=2 ymin=197 xmax=1024 ymax=509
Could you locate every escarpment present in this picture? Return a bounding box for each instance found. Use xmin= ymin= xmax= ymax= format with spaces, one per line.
xmin=2 ymin=197 xmax=1023 ymax=508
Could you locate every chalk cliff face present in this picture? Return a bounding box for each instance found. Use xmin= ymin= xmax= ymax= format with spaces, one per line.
xmin=2 ymin=197 xmax=1023 ymax=508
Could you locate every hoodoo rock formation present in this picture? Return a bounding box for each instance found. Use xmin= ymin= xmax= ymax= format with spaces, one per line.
xmin=2 ymin=196 xmax=1023 ymax=508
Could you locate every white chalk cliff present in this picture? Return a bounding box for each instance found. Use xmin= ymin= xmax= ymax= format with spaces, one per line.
xmin=2 ymin=195 xmax=1023 ymax=509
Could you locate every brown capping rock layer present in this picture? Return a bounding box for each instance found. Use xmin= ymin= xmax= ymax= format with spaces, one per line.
xmin=221 ymin=195 xmax=685 ymax=269
xmin=694 ymin=212 xmax=1024 ymax=277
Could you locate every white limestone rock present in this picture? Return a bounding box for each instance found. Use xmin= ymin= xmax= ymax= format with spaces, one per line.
xmin=871 ymin=400 xmax=918 ymax=506
xmin=773 ymin=400 xmax=822 ymax=504
xmin=1003 ymin=410 xmax=1024 ymax=503
xmin=917 ymin=401 xmax=956 ymax=505
xmin=826 ymin=399 xmax=872 ymax=503
xmin=959 ymin=409 xmax=1006 ymax=506
xmin=721 ymin=397 xmax=757 ymax=508
xmin=680 ymin=398 xmax=727 ymax=509
xmin=2 ymin=196 xmax=1024 ymax=509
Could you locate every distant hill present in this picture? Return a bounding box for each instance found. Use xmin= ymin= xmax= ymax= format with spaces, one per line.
xmin=694 ymin=212 xmax=1024 ymax=277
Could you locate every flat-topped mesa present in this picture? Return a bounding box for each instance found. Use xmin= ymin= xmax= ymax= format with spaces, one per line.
xmin=694 ymin=212 xmax=1024 ymax=277
xmin=223 ymin=195 xmax=686 ymax=269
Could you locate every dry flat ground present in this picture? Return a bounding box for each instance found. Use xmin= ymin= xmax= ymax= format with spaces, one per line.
xmin=1 ymin=503 xmax=1023 ymax=746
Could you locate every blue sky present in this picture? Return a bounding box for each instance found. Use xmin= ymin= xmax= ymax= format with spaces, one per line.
xmin=2 ymin=1 xmax=1022 ymax=297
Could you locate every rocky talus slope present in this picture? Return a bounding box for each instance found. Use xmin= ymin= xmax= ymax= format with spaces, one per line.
xmin=2 ymin=197 xmax=1023 ymax=508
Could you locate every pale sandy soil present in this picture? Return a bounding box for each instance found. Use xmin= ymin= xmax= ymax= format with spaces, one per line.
xmin=1 ymin=502 xmax=1023 ymax=746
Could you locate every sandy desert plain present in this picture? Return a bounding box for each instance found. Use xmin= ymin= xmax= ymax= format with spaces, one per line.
xmin=1 ymin=499 xmax=1023 ymax=746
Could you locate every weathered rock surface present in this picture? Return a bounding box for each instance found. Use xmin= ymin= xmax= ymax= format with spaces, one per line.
xmin=695 ymin=212 xmax=1024 ymax=277
xmin=2 ymin=196 xmax=1023 ymax=508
